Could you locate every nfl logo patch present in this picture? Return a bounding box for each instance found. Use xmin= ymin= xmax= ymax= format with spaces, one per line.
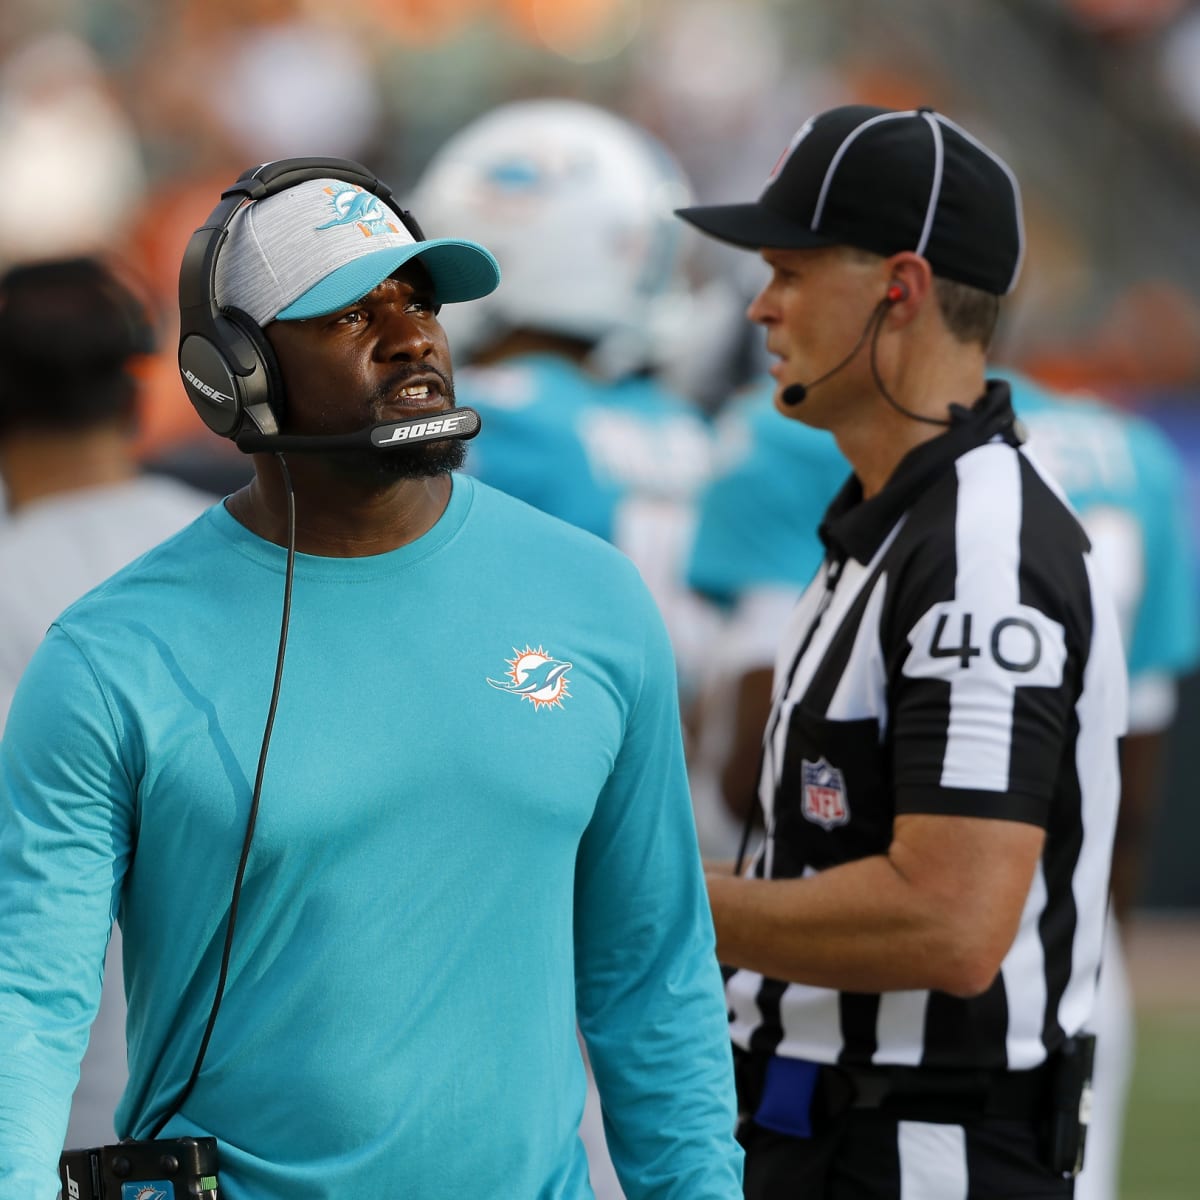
xmin=801 ymin=757 xmax=849 ymax=831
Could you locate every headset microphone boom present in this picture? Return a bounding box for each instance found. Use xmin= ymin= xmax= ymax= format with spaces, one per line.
xmin=781 ymin=281 xmax=908 ymax=407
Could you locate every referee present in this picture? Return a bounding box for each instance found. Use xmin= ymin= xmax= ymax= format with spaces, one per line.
xmin=677 ymin=105 xmax=1128 ymax=1198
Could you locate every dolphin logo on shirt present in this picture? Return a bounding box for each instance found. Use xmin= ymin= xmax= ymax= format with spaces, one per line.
xmin=487 ymin=646 xmax=573 ymax=710
xmin=489 ymin=658 xmax=572 ymax=695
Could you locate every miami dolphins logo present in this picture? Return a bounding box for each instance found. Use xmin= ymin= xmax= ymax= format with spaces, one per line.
xmin=315 ymin=183 xmax=399 ymax=238
xmin=124 ymin=1186 xmax=170 ymax=1200
xmin=487 ymin=645 xmax=573 ymax=711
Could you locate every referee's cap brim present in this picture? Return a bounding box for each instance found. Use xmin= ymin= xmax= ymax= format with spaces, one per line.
xmin=674 ymin=201 xmax=839 ymax=252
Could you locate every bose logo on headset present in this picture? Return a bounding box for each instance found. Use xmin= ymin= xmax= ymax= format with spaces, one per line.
xmin=183 ymin=368 xmax=233 ymax=406
xmin=374 ymin=413 xmax=471 ymax=446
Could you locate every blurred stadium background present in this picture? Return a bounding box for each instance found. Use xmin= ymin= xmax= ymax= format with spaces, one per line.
xmin=1 ymin=2 xmax=1198 ymax=1195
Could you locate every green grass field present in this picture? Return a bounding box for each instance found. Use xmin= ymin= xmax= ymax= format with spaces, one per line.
xmin=1119 ymin=1007 xmax=1200 ymax=1200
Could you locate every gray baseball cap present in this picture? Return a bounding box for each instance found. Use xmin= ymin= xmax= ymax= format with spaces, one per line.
xmin=214 ymin=177 xmax=501 ymax=325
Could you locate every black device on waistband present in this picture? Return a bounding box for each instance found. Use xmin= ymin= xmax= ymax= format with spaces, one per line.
xmin=60 ymin=1136 xmax=219 ymax=1200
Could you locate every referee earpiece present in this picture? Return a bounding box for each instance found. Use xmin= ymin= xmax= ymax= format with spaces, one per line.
xmin=886 ymin=280 xmax=909 ymax=304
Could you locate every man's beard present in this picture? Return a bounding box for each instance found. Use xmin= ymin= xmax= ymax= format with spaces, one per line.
xmin=328 ymin=367 xmax=467 ymax=483
xmin=320 ymin=427 xmax=468 ymax=484
xmin=371 ymin=435 xmax=467 ymax=480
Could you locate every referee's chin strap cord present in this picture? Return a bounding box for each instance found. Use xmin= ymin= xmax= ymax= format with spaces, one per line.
xmin=868 ymin=304 xmax=952 ymax=429
xmin=145 ymin=452 xmax=296 ymax=1140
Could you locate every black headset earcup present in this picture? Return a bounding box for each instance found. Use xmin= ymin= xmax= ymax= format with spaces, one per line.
xmin=179 ymin=328 xmax=244 ymax=438
xmin=221 ymin=306 xmax=285 ymax=430
xmin=178 ymin=307 xmax=282 ymax=438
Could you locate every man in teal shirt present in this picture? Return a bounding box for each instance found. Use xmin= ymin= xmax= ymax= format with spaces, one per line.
xmin=0 ymin=160 xmax=742 ymax=1199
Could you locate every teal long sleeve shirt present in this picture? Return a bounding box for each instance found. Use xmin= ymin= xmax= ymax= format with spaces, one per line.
xmin=0 ymin=475 xmax=741 ymax=1199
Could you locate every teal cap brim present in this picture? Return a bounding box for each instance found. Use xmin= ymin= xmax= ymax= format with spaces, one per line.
xmin=275 ymin=238 xmax=500 ymax=321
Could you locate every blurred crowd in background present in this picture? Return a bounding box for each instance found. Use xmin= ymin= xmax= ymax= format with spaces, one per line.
xmin=4 ymin=0 xmax=1200 ymax=903
xmin=7 ymin=0 xmax=1200 ymax=410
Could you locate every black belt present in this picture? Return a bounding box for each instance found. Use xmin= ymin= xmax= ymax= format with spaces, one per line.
xmin=835 ymin=1061 xmax=1050 ymax=1122
xmin=736 ymin=1045 xmax=1052 ymax=1130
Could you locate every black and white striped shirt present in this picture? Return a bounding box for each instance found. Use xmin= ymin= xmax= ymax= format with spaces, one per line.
xmin=728 ymin=381 xmax=1128 ymax=1072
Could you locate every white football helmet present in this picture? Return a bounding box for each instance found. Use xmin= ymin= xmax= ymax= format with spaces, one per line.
xmin=408 ymin=98 xmax=695 ymax=377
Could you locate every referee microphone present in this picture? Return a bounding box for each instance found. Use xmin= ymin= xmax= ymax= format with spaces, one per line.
xmin=781 ymin=281 xmax=951 ymax=428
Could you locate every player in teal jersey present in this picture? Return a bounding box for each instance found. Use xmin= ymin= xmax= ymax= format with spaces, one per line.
xmin=684 ymin=379 xmax=849 ymax=857
xmin=689 ymin=382 xmax=845 ymax=610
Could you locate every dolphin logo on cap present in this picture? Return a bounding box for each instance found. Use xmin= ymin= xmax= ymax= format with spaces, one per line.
xmin=315 ymin=185 xmax=397 ymax=236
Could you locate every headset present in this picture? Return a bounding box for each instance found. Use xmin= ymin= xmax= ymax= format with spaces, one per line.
xmin=177 ymin=157 xmax=432 ymax=447
xmin=779 ymin=278 xmax=950 ymax=428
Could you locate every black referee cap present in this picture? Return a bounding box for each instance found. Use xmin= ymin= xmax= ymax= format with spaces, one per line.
xmin=676 ymin=104 xmax=1024 ymax=297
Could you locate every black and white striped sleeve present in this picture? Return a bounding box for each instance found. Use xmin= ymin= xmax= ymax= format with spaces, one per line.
xmin=886 ymin=441 xmax=1113 ymax=826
